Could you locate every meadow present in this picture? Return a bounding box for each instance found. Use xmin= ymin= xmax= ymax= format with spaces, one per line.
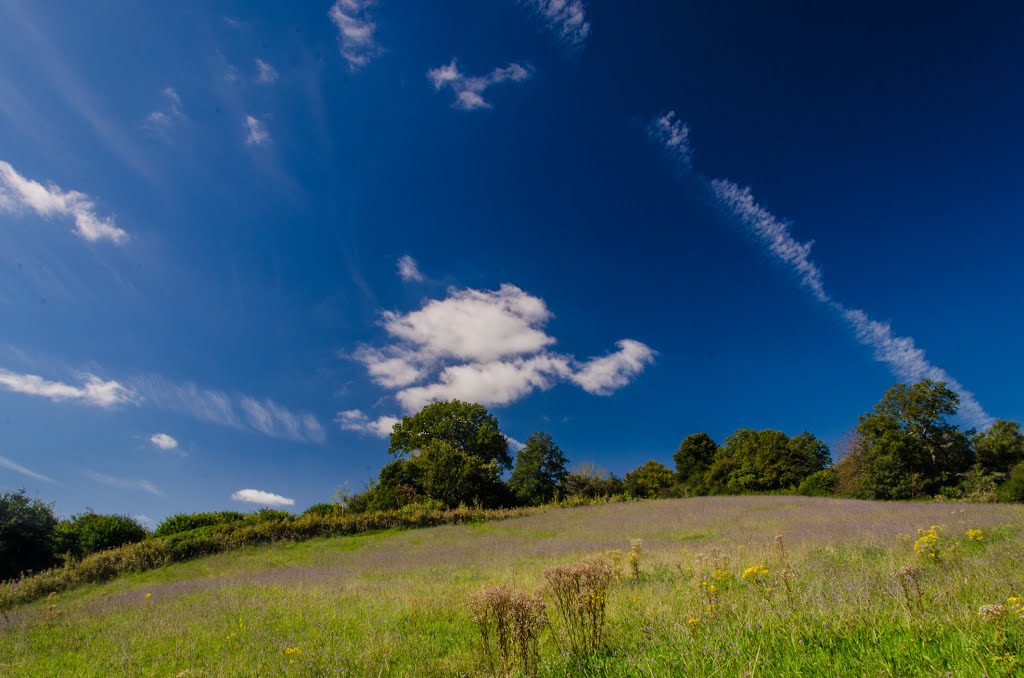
xmin=1 ymin=496 xmax=1022 ymax=676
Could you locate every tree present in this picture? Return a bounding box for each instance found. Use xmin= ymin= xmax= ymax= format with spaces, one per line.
xmin=705 ymin=429 xmax=830 ymax=494
xmin=623 ymin=460 xmax=675 ymax=498
xmin=563 ymin=463 xmax=623 ymax=498
xmin=672 ymin=433 xmax=717 ymax=493
xmin=856 ymin=380 xmax=972 ymax=499
xmin=417 ymin=440 xmax=505 ymax=508
xmin=53 ymin=512 xmax=147 ymax=559
xmin=0 ymin=490 xmax=58 ymax=581
xmin=973 ymin=420 xmax=1024 ymax=475
xmin=508 ymin=432 xmax=569 ymax=505
xmin=388 ymin=400 xmax=512 ymax=470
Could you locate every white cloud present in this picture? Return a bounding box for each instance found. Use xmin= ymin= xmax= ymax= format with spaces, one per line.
xmin=0 ymin=160 xmax=128 ymax=243
xmin=336 ymin=409 xmax=399 ymax=438
xmin=143 ymin=86 xmax=184 ymax=135
xmin=571 ymin=339 xmax=657 ymax=396
xmin=241 ymin=397 xmax=326 ymax=444
xmin=244 ymin=114 xmax=269 ymax=145
xmin=505 ymin=435 xmax=525 ymax=453
xmin=133 ymin=514 xmax=156 ymax=529
xmin=130 ymin=376 xmax=325 ymax=443
xmin=0 ymin=456 xmax=56 ymax=483
xmin=350 ymin=284 xmax=654 ymax=412
xmin=397 ymin=255 xmax=424 ymax=283
xmin=525 ymin=0 xmax=591 ymax=47
xmin=85 ymin=470 xmax=164 ymax=497
xmin=427 ymin=59 xmax=531 ymax=111
xmin=231 ymin=488 xmax=295 ymax=507
xmin=328 ymin=0 xmax=380 ymax=71
xmin=255 ymin=59 xmax=279 ymax=84
xmin=653 ymin=111 xmax=993 ymax=429
xmin=149 ymin=433 xmax=178 ymax=451
xmin=0 ymin=368 xmax=135 ymax=407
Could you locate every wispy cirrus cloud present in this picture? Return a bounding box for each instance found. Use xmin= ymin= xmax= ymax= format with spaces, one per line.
xmin=85 ymin=470 xmax=164 ymax=497
xmin=231 ymin=488 xmax=295 ymax=507
xmin=345 ymin=283 xmax=654 ymax=417
xmin=255 ymin=59 xmax=279 ymax=84
xmin=0 ymin=456 xmax=57 ymax=484
xmin=328 ymin=0 xmax=380 ymax=71
xmin=396 ymin=255 xmax=424 ymax=283
xmin=524 ymin=0 xmax=591 ymax=48
xmin=0 ymin=160 xmax=128 ymax=244
xmin=651 ymin=112 xmax=993 ymax=429
xmin=244 ymin=114 xmax=270 ymax=145
xmin=143 ymin=86 xmax=185 ymax=136
xmin=427 ymin=60 xmax=531 ymax=111
xmin=0 ymin=368 xmax=135 ymax=407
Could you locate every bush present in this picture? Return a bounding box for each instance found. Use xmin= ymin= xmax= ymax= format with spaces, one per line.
xmin=564 ymin=464 xmax=623 ymax=499
xmin=797 ymin=469 xmax=836 ymax=497
xmin=53 ymin=512 xmax=147 ymax=559
xmin=302 ymin=503 xmax=344 ymax=518
xmin=998 ymin=462 xmax=1024 ymax=503
xmin=623 ymin=461 xmax=675 ymax=499
xmin=153 ymin=511 xmax=247 ymax=538
xmin=0 ymin=490 xmax=58 ymax=581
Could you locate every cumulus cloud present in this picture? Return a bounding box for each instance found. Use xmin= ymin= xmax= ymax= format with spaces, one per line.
xmin=143 ymin=86 xmax=185 ymax=135
xmin=336 ymin=409 xmax=399 ymax=438
xmin=328 ymin=0 xmax=380 ymax=71
xmin=149 ymin=433 xmax=178 ymax=451
xmin=231 ymin=488 xmax=295 ymax=507
xmin=0 ymin=160 xmax=128 ymax=243
xmin=0 ymin=456 xmax=56 ymax=484
xmin=571 ymin=339 xmax=658 ymax=396
xmin=255 ymin=59 xmax=279 ymax=84
xmin=653 ymin=111 xmax=993 ymax=429
xmin=524 ymin=0 xmax=591 ymax=47
xmin=397 ymin=255 xmax=424 ymax=283
xmin=85 ymin=470 xmax=164 ymax=497
xmin=0 ymin=368 xmax=135 ymax=407
xmin=244 ymin=115 xmax=270 ymax=146
xmin=427 ymin=59 xmax=531 ymax=111
xmin=349 ymin=283 xmax=654 ymax=413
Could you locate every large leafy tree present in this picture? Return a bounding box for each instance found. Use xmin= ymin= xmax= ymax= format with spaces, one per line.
xmin=388 ymin=400 xmax=512 ymax=470
xmin=705 ymin=429 xmax=829 ymax=494
xmin=0 ymin=490 xmax=58 ymax=581
xmin=972 ymin=419 xmax=1024 ymax=475
xmin=672 ymin=432 xmax=717 ymax=493
xmin=418 ymin=440 xmax=505 ymax=508
xmin=623 ymin=460 xmax=675 ymax=499
xmin=508 ymin=432 xmax=569 ymax=505
xmin=856 ymin=380 xmax=972 ymax=499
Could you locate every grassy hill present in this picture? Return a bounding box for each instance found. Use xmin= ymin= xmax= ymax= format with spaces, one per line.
xmin=2 ymin=496 xmax=1023 ymax=676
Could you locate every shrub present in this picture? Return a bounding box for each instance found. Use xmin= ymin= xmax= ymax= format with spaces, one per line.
xmin=53 ymin=512 xmax=147 ymax=559
xmin=301 ymin=503 xmax=343 ymax=518
xmin=471 ymin=584 xmax=546 ymax=677
xmin=0 ymin=490 xmax=58 ymax=581
xmin=564 ymin=464 xmax=623 ymax=499
xmin=153 ymin=512 xmax=247 ymax=538
xmin=623 ymin=461 xmax=675 ymax=499
xmin=542 ymin=557 xmax=615 ymax=656
xmin=998 ymin=462 xmax=1024 ymax=503
xmin=798 ymin=469 xmax=836 ymax=497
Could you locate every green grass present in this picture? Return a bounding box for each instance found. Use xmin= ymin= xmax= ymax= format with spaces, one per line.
xmin=2 ymin=496 xmax=1023 ymax=676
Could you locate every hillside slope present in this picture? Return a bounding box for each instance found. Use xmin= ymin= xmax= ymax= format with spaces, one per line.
xmin=2 ymin=497 xmax=1023 ymax=676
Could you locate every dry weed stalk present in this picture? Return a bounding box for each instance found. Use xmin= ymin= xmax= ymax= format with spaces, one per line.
xmin=542 ymin=558 xmax=615 ymax=656
xmin=470 ymin=584 xmax=547 ymax=677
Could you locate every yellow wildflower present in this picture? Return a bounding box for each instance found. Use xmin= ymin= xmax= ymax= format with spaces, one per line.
xmin=966 ymin=529 xmax=984 ymax=542
xmin=711 ymin=569 xmax=731 ymax=582
xmin=145 ymin=593 xmax=153 ymax=599
xmin=742 ymin=563 xmax=770 ymax=582
xmin=687 ymin=617 xmax=701 ymax=626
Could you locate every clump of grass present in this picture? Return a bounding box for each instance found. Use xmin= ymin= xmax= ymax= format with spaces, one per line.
xmin=542 ymin=557 xmax=615 ymax=656
xmin=892 ymin=564 xmax=924 ymax=614
xmin=470 ymin=584 xmax=547 ymax=677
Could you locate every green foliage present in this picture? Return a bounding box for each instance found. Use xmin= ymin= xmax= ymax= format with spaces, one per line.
xmin=0 ymin=490 xmax=58 ymax=581
xmin=53 ymin=512 xmax=147 ymax=559
xmin=623 ymin=460 xmax=675 ymax=498
xmin=418 ymin=439 xmax=506 ymax=508
xmin=672 ymin=432 xmax=717 ymax=493
xmin=153 ymin=511 xmax=247 ymax=538
xmin=508 ymin=432 xmax=569 ymax=505
xmin=856 ymin=380 xmax=972 ymax=499
xmin=797 ymin=469 xmax=836 ymax=497
xmin=388 ymin=400 xmax=512 ymax=470
xmin=997 ymin=462 xmax=1024 ymax=503
xmin=973 ymin=419 xmax=1024 ymax=475
xmin=705 ymin=429 xmax=830 ymax=494
xmin=563 ymin=463 xmax=623 ymax=499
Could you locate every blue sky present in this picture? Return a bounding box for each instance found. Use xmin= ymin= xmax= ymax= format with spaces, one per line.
xmin=2 ymin=1 xmax=1022 ymax=522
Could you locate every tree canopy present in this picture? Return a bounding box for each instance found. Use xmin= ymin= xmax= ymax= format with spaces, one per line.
xmin=508 ymin=432 xmax=569 ymax=505
xmin=388 ymin=400 xmax=512 ymax=470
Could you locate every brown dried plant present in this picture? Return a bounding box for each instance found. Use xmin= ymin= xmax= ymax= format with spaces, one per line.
xmin=542 ymin=557 xmax=615 ymax=656
xmin=470 ymin=584 xmax=547 ymax=677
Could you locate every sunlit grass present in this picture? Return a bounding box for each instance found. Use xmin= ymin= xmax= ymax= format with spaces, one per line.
xmin=2 ymin=496 xmax=1022 ymax=676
